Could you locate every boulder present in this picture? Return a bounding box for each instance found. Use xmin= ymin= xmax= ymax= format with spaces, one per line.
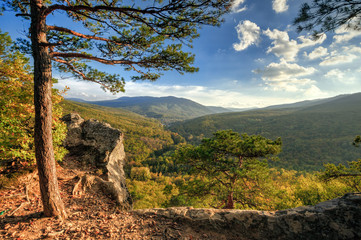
xmin=62 ymin=113 xmax=132 ymax=210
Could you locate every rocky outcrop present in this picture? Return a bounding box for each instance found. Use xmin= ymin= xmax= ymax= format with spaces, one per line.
xmin=62 ymin=113 xmax=132 ymax=210
xmin=134 ymin=192 xmax=361 ymax=239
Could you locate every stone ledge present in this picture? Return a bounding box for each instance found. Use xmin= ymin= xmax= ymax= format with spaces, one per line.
xmin=133 ymin=193 xmax=361 ymax=239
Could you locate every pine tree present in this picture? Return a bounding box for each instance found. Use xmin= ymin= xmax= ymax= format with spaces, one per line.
xmin=176 ymin=130 xmax=282 ymax=209
xmin=2 ymin=0 xmax=232 ymax=218
xmin=294 ymin=0 xmax=361 ymax=38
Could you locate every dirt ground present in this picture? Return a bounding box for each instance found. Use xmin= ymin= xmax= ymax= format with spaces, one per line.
xmin=0 ymin=158 xmax=229 ymax=240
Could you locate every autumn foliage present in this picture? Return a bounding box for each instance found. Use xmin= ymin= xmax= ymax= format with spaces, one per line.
xmin=0 ymin=31 xmax=67 ymax=166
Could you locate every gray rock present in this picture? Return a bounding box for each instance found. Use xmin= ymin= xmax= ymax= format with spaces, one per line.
xmin=134 ymin=192 xmax=361 ymax=239
xmin=62 ymin=113 xmax=132 ymax=210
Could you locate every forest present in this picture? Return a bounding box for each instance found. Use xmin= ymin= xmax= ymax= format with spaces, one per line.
xmin=169 ymin=95 xmax=361 ymax=171
xmin=1 ymin=31 xmax=360 ymax=211
xmin=1 ymin=0 xmax=361 ymax=211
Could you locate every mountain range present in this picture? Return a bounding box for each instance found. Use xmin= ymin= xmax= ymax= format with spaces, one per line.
xmin=66 ymin=92 xmax=361 ymax=171
xmin=169 ymin=92 xmax=361 ymax=171
xmin=67 ymin=96 xmax=233 ymax=124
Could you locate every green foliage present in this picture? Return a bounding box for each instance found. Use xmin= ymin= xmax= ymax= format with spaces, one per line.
xmin=61 ymin=99 xmax=357 ymax=211
xmin=170 ymin=94 xmax=361 ymax=171
xmin=294 ymin=0 xmax=361 ymax=38
xmin=2 ymin=0 xmax=232 ymax=92
xmin=127 ymin=174 xmax=180 ymax=209
xmin=319 ymin=160 xmax=361 ymax=191
xmin=175 ymin=130 xmax=282 ymax=209
xmin=130 ymin=167 xmax=151 ymax=181
xmin=271 ymin=170 xmax=355 ymax=208
xmin=318 ymin=135 xmax=361 ymax=191
xmin=0 ymin=31 xmax=67 ymax=165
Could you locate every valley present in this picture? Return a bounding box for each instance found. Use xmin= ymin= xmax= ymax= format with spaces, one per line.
xmin=66 ymin=92 xmax=361 ymax=171
xmin=58 ymin=93 xmax=361 ymax=210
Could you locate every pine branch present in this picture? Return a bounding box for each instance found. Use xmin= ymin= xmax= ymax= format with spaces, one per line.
xmin=47 ymin=26 xmax=131 ymax=47
xmin=51 ymin=52 xmax=135 ymax=65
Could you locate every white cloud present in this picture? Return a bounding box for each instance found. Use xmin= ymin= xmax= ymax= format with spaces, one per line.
xmin=346 ymin=45 xmax=361 ymax=54
xmin=325 ymin=69 xmax=345 ymax=79
xmin=233 ymin=20 xmax=261 ymax=51
xmin=263 ymin=29 xmax=299 ymax=61
xmin=324 ymin=69 xmax=356 ymax=85
xmin=253 ymin=59 xmax=317 ymax=92
xmin=319 ymin=46 xmax=361 ymax=66
xmin=263 ymin=29 xmax=326 ymax=61
xmin=305 ymin=46 xmax=328 ymax=60
xmin=333 ymin=24 xmax=361 ymax=44
xmin=298 ymin=34 xmax=327 ymax=48
xmin=254 ymin=59 xmax=316 ymax=80
xmin=320 ymin=54 xmax=358 ymax=66
xmin=56 ymin=78 xmax=312 ymax=108
xmin=272 ymin=0 xmax=288 ymax=13
xmin=303 ymin=85 xmax=325 ymax=98
xmin=231 ymin=0 xmax=247 ymax=13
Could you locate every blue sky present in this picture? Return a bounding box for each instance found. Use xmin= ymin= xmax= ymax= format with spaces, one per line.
xmin=1 ymin=0 xmax=361 ymax=108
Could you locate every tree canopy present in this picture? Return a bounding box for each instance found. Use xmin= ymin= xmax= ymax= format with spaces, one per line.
xmin=3 ymin=0 xmax=232 ymax=91
xmin=294 ymin=0 xmax=361 ymax=37
xmin=0 ymin=30 xmax=67 ymax=164
xmin=320 ymin=135 xmax=361 ymax=190
xmin=176 ymin=130 xmax=282 ymax=209
xmin=2 ymin=0 xmax=232 ymax=218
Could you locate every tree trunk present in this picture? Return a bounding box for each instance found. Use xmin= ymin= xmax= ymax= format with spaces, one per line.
xmin=225 ymin=177 xmax=236 ymax=209
xmin=225 ymin=191 xmax=234 ymax=209
xmin=30 ymin=0 xmax=67 ymax=219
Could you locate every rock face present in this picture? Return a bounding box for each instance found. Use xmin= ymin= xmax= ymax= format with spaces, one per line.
xmin=134 ymin=192 xmax=361 ymax=239
xmin=62 ymin=113 xmax=132 ymax=210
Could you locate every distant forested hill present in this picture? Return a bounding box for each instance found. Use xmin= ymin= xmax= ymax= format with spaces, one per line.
xmin=68 ymin=96 xmax=230 ymax=124
xmin=169 ymin=93 xmax=361 ymax=171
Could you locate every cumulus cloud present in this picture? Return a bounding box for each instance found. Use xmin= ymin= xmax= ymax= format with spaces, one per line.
xmin=231 ymin=0 xmax=247 ymax=13
xmin=298 ymin=34 xmax=327 ymax=48
xmin=272 ymin=0 xmax=288 ymax=13
xmin=305 ymin=46 xmax=328 ymax=60
xmin=233 ymin=20 xmax=261 ymax=51
xmin=263 ymin=29 xmax=326 ymax=61
xmin=253 ymin=59 xmax=317 ymax=92
xmin=254 ymin=60 xmax=316 ymax=81
xmin=263 ymin=29 xmax=298 ymax=61
xmin=320 ymin=46 xmax=361 ymax=66
xmin=333 ymin=24 xmax=361 ymax=44
xmin=320 ymin=54 xmax=358 ymax=66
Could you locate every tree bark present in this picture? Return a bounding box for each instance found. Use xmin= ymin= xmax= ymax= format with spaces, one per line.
xmin=224 ymin=176 xmax=236 ymax=209
xmin=225 ymin=191 xmax=234 ymax=209
xmin=30 ymin=0 xmax=67 ymax=219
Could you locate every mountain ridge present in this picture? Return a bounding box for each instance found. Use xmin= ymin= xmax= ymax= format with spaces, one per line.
xmin=169 ymin=92 xmax=361 ymax=171
xmin=66 ymin=96 xmax=231 ymax=124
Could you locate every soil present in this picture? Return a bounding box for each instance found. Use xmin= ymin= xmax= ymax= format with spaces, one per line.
xmin=0 ymin=157 xmax=227 ymax=240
